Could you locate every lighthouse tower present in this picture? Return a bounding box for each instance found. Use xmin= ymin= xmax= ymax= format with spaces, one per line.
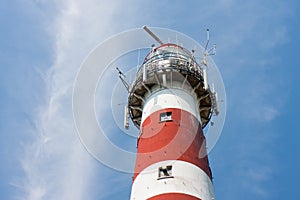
xmin=126 ymin=27 xmax=217 ymax=200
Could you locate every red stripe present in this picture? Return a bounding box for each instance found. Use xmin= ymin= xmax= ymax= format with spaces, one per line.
xmin=147 ymin=193 xmax=201 ymax=200
xmin=133 ymin=108 xmax=212 ymax=180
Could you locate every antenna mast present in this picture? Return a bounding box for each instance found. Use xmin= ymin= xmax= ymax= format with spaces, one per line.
xmin=143 ymin=26 xmax=164 ymax=45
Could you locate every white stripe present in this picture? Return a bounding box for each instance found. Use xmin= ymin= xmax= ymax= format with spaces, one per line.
xmin=130 ymin=160 xmax=215 ymax=200
xmin=141 ymin=88 xmax=201 ymax=125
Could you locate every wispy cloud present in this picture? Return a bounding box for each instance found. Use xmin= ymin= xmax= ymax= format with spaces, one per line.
xmin=16 ymin=0 xmax=127 ymax=199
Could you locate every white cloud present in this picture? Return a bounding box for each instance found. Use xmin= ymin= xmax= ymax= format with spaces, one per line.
xmin=16 ymin=0 xmax=130 ymax=199
xmin=262 ymin=106 xmax=279 ymax=122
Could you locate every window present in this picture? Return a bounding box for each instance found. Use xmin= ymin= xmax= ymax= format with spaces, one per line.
xmin=158 ymin=165 xmax=173 ymax=180
xmin=160 ymin=112 xmax=172 ymax=122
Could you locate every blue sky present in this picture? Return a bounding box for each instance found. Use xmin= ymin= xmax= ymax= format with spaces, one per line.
xmin=1 ymin=0 xmax=300 ymax=199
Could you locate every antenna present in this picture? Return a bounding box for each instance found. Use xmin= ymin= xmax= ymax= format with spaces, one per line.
xmin=116 ymin=67 xmax=130 ymax=91
xmin=203 ymin=67 xmax=208 ymax=90
xmin=136 ymin=49 xmax=141 ymax=72
xmin=201 ymin=28 xmax=217 ymax=67
xmin=143 ymin=26 xmax=164 ymax=45
xmin=211 ymin=84 xmax=220 ymax=115
xmin=204 ymin=29 xmax=210 ymax=51
xmin=208 ymin=44 xmax=217 ymax=55
xmin=124 ymin=105 xmax=129 ymax=129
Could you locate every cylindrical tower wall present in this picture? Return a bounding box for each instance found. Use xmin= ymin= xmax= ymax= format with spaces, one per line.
xmin=130 ymin=87 xmax=214 ymax=200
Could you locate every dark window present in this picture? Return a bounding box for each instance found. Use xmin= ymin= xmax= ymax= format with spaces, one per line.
xmin=158 ymin=165 xmax=173 ymax=180
xmin=160 ymin=112 xmax=172 ymax=122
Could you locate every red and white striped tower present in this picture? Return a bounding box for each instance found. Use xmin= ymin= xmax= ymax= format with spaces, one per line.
xmin=127 ymin=32 xmax=217 ymax=199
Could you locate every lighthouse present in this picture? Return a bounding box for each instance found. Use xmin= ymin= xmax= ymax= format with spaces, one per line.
xmin=126 ymin=27 xmax=218 ymax=200
xmin=73 ymin=26 xmax=224 ymax=200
